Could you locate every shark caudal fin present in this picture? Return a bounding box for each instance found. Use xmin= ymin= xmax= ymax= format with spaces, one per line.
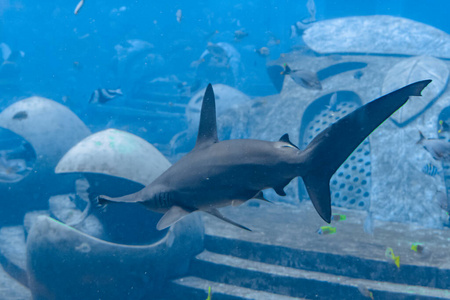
xmin=302 ymin=80 xmax=431 ymax=223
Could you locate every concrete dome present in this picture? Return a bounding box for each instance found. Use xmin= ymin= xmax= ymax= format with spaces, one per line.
xmin=0 ymin=97 xmax=91 ymax=225
xmin=0 ymin=96 xmax=91 ymax=166
xmin=55 ymin=129 xmax=171 ymax=186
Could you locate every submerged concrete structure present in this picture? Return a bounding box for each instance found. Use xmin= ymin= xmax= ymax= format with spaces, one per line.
xmin=218 ymin=15 xmax=450 ymax=229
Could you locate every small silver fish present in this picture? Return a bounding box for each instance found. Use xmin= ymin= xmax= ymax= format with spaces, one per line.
xmin=290 ymin=25 xmax=297 ymax=39
xmin=234 ymin=30 xmax=248 ymax=40
xmin=176 ymin=9 xmax=182 ymax=23
xmin=74 ymin=0 xmax=84 ymax=15
xmin=282 ymin=64 xmax=322 ymax=90
xmin=255 ymin=47 xmax=270 ymax=57
xmin=306 ymin=0 xmax=316 ymax=22
xmin=417 ymin=131 xmax=450 ymax=161
xmin=421 ymin=163 xmax=440 ymax=176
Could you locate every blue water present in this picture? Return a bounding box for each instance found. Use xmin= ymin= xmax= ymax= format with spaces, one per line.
xmin=1 ymin=1 xmax=450 ymax=299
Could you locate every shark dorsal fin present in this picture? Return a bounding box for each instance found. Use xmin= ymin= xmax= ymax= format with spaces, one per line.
xmin=279 ymin=133 xmax=299 ymax=149
xmin=195 ymin=84 xmax=219 ymax=149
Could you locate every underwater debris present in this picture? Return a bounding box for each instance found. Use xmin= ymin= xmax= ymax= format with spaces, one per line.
xmin=357 ymin=283 xmax=374 ymax=299
xmin=74 ymin=0 xmax=84 ymax=15
xmin=385 ymin=247 xmax=400 ymax=268
xmin=317 ymin=226 xmax=336 ymax=235
xmin=75 ymin=242 xmax=91 ymax=253
xmin=417 ymin=131 xmax=450 ymax=161
xmin=89 ymin=88 xmax=123 ymax=104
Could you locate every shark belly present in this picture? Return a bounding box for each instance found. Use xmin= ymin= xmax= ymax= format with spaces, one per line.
xmin=151 ymin=139 xmax=301 ymax=210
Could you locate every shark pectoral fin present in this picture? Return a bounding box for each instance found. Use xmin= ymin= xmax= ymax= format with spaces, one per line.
xmin=156 ymin=206 xmax=192 ymax=231
xmin=303 ymin=173 xmax=331 ymax=223
xmin=253 ymin=191 xmax=272 ymax=204
xmin=205 ymin=208 xmax=252 ymax=231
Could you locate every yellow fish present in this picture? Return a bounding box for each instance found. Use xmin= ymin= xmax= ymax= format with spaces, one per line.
xmin=411 ymin=243 xmax=424 ymax=253
xmin=385 ymin=247 xmax=400 ymax=268
xmin=357 ymin=284 xmax=374 ymax=300
xmin=206 ymin=286 xmax=212 ymax=300
xmin=317 ymin=226 xmax=336 ymax=235
xmin=331 ymin=214 xmax=346 ymax=221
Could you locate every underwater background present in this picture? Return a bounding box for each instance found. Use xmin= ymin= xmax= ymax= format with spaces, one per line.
xmin=1 ymin=0 xmax=450 ymax=299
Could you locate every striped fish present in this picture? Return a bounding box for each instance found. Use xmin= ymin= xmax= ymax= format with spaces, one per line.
xmin=89 ymin=88 xmax=123 ymax=104
xmin=421 ymin=163 xmax=440 ymax=176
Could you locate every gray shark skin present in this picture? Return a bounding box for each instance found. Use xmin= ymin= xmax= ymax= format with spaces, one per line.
xmin=98 ymin=80 xmax=431 ymax=231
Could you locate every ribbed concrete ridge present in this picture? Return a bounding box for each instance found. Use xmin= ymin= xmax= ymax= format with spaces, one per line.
xmin=168 ymin=201 xmax=450 ymax=299
xmin=169 ymin=276 xmax=305 ymax=300
xmin=188 ymin=251 xmax=450 ymax=300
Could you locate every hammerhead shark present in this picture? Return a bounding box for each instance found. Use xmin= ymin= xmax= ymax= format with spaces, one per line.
xmin=98 ymin=80 xmax=431 ymax=231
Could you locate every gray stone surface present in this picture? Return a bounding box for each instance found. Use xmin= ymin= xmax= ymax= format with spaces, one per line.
xmin=203 ymin=202 xmax=450 ymax=271
xmin=55 ymin=128 xmax=171 ymax=186
xmin=303 ymin=16 xmax=450 ymax=58
xmin=0 ymin=226 xmax=31 ymax=300
xmin=48 ymin=194 xmax=103 ymax=238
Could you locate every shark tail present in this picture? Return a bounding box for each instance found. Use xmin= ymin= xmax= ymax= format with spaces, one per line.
xmin=301 ymin=80 xmax=431 ymax=223
xmin=416 ymin=130 xmax=426 ymax=144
